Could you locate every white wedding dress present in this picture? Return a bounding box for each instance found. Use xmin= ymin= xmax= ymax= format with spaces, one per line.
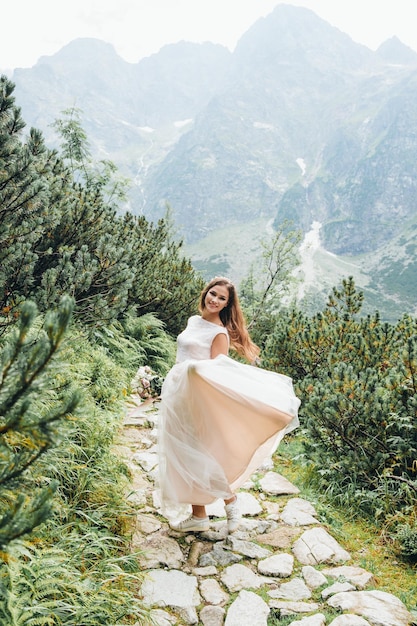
xmin=157 ymin=315 xmax=300 ymax=513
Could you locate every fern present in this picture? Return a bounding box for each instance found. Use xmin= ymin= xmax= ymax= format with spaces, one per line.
xmin=0 ymin=541 xmax=149 ymax=625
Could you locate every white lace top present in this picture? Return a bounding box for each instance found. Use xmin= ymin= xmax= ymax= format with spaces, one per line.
xmin=176 ymin=315 xmax=229 ymax=363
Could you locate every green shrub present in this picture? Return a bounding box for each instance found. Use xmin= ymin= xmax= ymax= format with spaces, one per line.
xmin=261 ymin=278 xmax=417 ymax=526
xmin=0 ymin=311 xmax=157 ymax=622
xmin=394 ymin=522 xmax=417 ymax=560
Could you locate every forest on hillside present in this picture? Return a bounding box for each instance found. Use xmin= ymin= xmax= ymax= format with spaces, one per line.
xmin=0 ymin=75 xmax=416 ymax=622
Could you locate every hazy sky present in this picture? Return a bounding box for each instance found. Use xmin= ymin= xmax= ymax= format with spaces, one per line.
xmin=2 ymin=0 xmax=417 ymax=72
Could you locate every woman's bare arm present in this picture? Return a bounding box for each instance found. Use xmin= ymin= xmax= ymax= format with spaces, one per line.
xmin=211 ymin=333 xmax=229 ymax=359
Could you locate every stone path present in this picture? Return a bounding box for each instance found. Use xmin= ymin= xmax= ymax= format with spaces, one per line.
xmin=115 ymin=397 xmax=415 ymax=626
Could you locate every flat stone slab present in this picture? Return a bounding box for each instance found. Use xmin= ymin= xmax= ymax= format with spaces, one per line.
xmin=328 ymin=616 xmax=372 ymax=625
xmin=280 ymin=498 xmax=319 ymax=526
xmin=257 ymin=525 xmax=302 ymax=548
xmin=132 ymin=450 xmax=158 ymax=472
xmin=302 ymin=565 xmax=328 ymax=589
xmin=259 ymin=471 xmax=300 ymax=495
xmin=200 ymin=605 xmax=226 ymax=626
xmin=136 ymin=534 xmax=185 ymax=569
xmin=258 ymin=553 xmax=294 ymax=577
xmin=135 ymin=512 xmax=162 ymax=534
xmin=141 ymin=569 xmax=201 ymax=608
xmin=268 ymin=600 xmax=320 ymax=615
xmin=322 ymin=581 xmax=356 ymax=599
xmin=268 ymin=578 xmax=312 ymax=601
xmin=199 ymin=578 xmax=229 ymax=605
xmin=293 ymin=527 xmax=351 ymax=564
xmin=148 ymin=608 xmax=177 ymax=625
xmin=220 ymin=563 xmax=266 ymax=592
xmin=199 ymin=542 xmax=242 ymax=567
xmin=192 ymin=565 xmax=218 ymax=577
xmin=327 ymin=590 xmax=414 ymax=626
xmin=117 ymin=426 xmax=145 ymax=445
xmin=321 ymin=565 xmax=374 ymax=589
xmin=225 ymin=590 xmax=270 ymax=626
xmin=208 ymin=518 xmax=270 ymax=541
xmin=225 ymin=536 xmax=272 ymax=559
xmin=262 ymin=500 xmax=281 ymax=517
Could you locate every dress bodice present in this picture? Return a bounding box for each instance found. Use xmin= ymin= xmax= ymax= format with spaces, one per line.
xmin=176 ymin=315 xmax=229 ymax=363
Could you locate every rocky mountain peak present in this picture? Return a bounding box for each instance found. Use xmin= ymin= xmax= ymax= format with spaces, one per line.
xmin=376 ymin=35 xmax=417 ymax=66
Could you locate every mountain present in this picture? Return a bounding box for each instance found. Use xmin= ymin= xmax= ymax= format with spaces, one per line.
xmin=12 ymin=37 xmax=231 ymax=174
xmin=144 ymin=5 xmax=378 ymax=240
xmin=10 ymin=4 xmax=417 ymax=321
xmin=376 ymin=36 xmax=417 ymax=65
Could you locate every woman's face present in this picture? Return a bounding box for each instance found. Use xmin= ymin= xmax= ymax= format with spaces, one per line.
xmin=204 ymin=284 xmax=229 ymax=314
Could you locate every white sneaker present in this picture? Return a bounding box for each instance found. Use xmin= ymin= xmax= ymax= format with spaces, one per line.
xmin=170 ymin=515 xmax=209 ymax=533
xmin=225 ymin=498 xmax=241 ymax=533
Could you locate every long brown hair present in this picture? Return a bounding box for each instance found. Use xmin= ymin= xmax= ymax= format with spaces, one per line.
xmin=199 ymin=277 xmax=260 ymax=362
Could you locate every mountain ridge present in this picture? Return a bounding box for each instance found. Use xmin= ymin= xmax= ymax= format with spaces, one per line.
xmin=9 ymin=5 xmax=417 ymax=321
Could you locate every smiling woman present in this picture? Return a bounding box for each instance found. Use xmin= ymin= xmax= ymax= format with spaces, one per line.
xmin=157 ymin=276 xmax=300 ymax=534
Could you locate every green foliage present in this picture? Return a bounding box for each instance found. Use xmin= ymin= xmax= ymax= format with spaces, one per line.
xmin=0 ymin=297 xmax=79 ymax=547
xmin=0 ymin=316 xmax=156 ymax=622
xmin=119 ymin=211 xmax=204 ymax=336
xmin=120 ymin=312 xmax=176 ymax=374
xmin=0 ymin=79 xmax=190 ymax=619
xmin=47 ymin=413 xmax=132 ymax=533
xmin=394 ymin=522 xmax=417 ymax=560
xmin=45 ymin=106 xmax=204 ymax=334
xmin=0 ymin=540 xmax=147 ymax=625
xmin=0 ymin=77 xmax=203 ymax=336
xmin=51 ymin=106 xmax=131 ymax=207
xmin=261 ymin=277 xmax=417 ymax=536
xmin=42 ymin=342 xmax=132 ymax=531
xmin=0 ymin=76 xmax=52 ymax=330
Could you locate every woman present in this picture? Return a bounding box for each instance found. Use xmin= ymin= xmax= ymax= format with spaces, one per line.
xmin=157 ymin=276 xmax=300 ymax=533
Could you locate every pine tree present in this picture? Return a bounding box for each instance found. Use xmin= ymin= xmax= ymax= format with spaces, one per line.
xmin=0 ymin=75 xmax=51 ymax=331
xmin=1 ymin=81 xmax=203 ymax=336
xmin=262 ymin=277 xmax=417 ymax=519
xmin=123 ymin=212 xmax=204 ymax=335
xmin=0 ymin=296 xmax=79 ymax=547
xmin=36 ymin=107 xmax=203 ymax=332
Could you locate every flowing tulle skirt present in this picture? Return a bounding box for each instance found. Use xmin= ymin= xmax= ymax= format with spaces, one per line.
xmin=157 ymin=354 xmax=300 ymax=512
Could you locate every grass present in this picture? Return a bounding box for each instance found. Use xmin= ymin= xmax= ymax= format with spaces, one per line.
xmin=273 ymin=437 xmax=417 ymax=614
xmin=0 ymin=320 xmax=152 ymax=624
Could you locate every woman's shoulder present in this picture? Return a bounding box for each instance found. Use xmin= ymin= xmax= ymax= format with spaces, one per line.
xmin=187 ymin=315 xmax=201 ymax=325
xmin=202 ymin=318 xmax=229 ymax=340
xmin=190 ymin=315 xmax=228 ymax=334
